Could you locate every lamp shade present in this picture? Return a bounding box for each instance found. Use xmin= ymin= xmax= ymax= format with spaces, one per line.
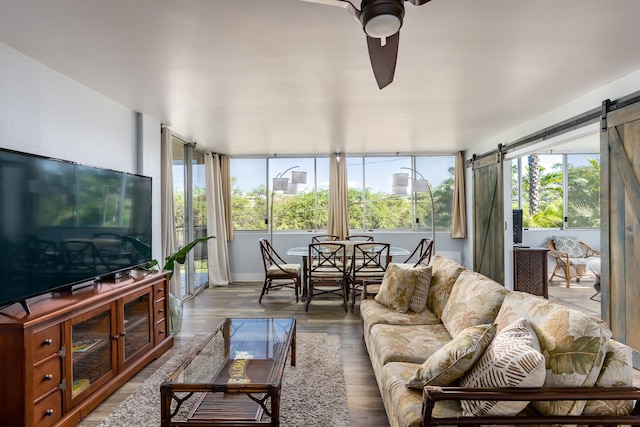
xmin=291 ymin=170 xmax=307 ymax=184
xmin=273 ymin=177 xmax=289 ymax=191
xmin=392 ymin=172 xmax=409 ymax=187
xmin=391 ymin=185 xmax=407 ymax=195
xmin=411 ymin=179 xmax=430 ymax=193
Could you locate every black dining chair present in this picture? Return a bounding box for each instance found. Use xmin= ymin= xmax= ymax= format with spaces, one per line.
xmin=259 ymin=238 xmax=301 ymax=303
xmin=306 ymin=242 xmax=350 ymax=312
xmin=345 ymin=235 xmax=374 ymax=242
xmin=311 ymin=234 xmax=340 ymax=243
xmin=398 ymin=238 xmax=433 ymax=268
xmin=350 ymin=242 xmax=390 ymax=312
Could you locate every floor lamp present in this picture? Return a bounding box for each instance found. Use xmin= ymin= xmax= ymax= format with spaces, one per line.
xmin=391 ymin=167 xmax=435 ymax=247
xmin=270 ymin=166 xmax=307 ymax=243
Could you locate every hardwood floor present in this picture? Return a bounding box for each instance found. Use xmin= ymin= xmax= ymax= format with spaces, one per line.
xmin=78 ymin=282 xmax=390 ymax=426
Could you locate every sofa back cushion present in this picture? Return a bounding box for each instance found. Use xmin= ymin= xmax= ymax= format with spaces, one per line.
xmin=426 ymin=256 xmax=466 ymax=319
xmin=374 ymin=263 xmax=430 ymax=313
xmin=440 ymin=270 xmax=509 ymax=338
xmin=494 ymin=291 xmax=611 ymax=416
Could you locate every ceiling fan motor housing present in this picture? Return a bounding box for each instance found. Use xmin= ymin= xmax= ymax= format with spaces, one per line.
xmin=360 ymin=0 xmax=405 ymax=38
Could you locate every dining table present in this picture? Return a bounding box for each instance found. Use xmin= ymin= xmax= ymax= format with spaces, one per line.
xmin=286 ymin=241 xmax=410 ymax=300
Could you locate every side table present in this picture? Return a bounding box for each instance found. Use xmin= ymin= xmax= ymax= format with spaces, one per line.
xmin=513 ymin=247 xmax=549 ymax=298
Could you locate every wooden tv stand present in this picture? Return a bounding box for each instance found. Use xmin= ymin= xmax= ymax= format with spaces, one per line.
xmin=0 ymin=272 xmax=174 ymax=426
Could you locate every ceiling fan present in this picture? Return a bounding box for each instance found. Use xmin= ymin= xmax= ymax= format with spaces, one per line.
xmin=299 ymin=0 xmax=432 ymax=89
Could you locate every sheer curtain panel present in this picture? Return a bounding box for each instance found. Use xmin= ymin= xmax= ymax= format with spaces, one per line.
xmin=205 ymin=153 xmax=231 ymax=286
xmin=328 ymin=153 xmax=349 ymax=240
xmin=161 ymin=127 xmax=181 ymax=297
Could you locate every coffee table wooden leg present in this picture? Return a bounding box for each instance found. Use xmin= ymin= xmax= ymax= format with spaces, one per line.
xmin=291 ymin=323 xmax=296 ymax=366
xmin=271 ymin=387 xmax=281 ymax=426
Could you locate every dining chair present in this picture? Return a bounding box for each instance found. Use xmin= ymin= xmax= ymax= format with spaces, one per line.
xmin=345 ymin=235 xmax=374 ymax=242
xmin=259 ymin=238 xmax=301 ymax=303
xmin=311 ymin=234 xmax=340 ymax=243
xmin=306 ymin=242 xmax=350 ymax=312
xmin=398 ymin=238 xmax=433 ymax=268
xmin=350 ymin=242 xmax=390 ymax=312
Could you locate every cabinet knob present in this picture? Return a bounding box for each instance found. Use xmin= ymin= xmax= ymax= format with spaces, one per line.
xmin=120 ymin=331 xmax=126 ymax=337
xmin=158 ymin=309 xmax=164 ymax=314
xmin=157 ymin=288 xmax=164 ymax=293
xmin=43 ymin=339 xmax=53 ymax=346
xmin=44 ymin=374 xmax=53 ymax=381
xmin=45 ymin=409 xmax=54 ymax=416
xmin=158 ymin=330 xmax=165 ymax=335
xmin=112 ymin=335 xmax=120 ymax=340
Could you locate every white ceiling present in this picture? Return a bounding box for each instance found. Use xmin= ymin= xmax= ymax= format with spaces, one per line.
xmin=1 ymin=0 xmax=639 ymax=156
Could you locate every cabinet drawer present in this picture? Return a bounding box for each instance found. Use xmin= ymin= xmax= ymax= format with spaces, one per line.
xmin=33 ymin=324 xmax=62 ymax=361
xmin=33 ymin=356 xmax=62 ymax=402
xmin=154 ymin=283 xmax=167 ymax=300
xmin=33 ymin=390 xmax=62 ymax=427
xmin=155 ymin=319 xmax=168 ymax=343
xmin=154 ymin=300 xmax=167 ymax=320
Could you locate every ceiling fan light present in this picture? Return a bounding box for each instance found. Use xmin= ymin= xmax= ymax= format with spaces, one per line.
xmin=364 ymin=14 xmax=401 ymax=38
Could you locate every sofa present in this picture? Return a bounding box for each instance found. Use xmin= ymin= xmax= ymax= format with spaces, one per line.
xmin=360 ymin=256 xmax=640 ymax=427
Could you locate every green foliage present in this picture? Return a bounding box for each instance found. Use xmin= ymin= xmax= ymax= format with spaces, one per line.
xmin=146 ymin=235 xmax=215 ymax=279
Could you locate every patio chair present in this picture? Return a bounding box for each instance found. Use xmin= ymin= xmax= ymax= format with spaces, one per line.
xmin=350 ymin=242 xmax=390 ymax=312
xmin=345 ymin=235 xmax=374 ymax=242
xmin=307 ymin=242 xmax=350 ymax=312
xmin=547 ymin=236 xmax=600 ymax=288
xmin=259 ymin=238 xmax=301 ymax=303
xmin=311 ymin=234 xmax=340 ymax=243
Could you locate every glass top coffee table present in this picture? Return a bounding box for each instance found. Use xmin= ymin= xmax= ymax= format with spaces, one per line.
xmin=160 ymin=317 xmax=296 ymax=426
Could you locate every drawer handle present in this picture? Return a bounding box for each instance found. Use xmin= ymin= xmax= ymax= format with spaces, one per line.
xmin=158 ymin=330 xmax=165 ymax=335
xmin=158 ymin=309 xmax=164 ymax=314
xmin=44 ymin=374 xmax=53 ymax=381
xmin=45 ymin=409 xmax=54 ymax=417
xmin=157 ymin=288 xmax=164 ymax=292
xmin=43 ymin=339 xmax=53 ymax=346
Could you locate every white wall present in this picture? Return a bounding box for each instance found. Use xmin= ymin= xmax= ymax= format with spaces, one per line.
xmin=0 ymin=42 xmax=163 ymax=261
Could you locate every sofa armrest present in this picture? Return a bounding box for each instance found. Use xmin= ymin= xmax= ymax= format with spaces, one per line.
xmin=422 ymin=386 xmax=640 ymax=426
xmin=362 ymin=280 xmax=382 ymax=300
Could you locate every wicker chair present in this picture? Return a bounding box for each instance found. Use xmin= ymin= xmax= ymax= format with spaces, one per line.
xmin=259 ymin=238 xmax=301 ymax=303
xmin=546 ymin=237 xmax=600 ymax=288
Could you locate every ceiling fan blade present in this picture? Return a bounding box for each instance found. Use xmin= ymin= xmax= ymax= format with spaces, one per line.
xmin=366 ymin=32 xmax=399 ymax=89
xmin=404 ymin=0 xmax=432 ymax=5
xmin=297 ymin=0 xmax=360 ymax=20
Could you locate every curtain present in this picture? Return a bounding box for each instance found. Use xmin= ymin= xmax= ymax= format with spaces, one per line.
xmin=328 ymin=153 xmax=349 ymax=239
xmin=220 ymin=155 xmax=233 ymax=241
xmin=160 ymin=127 xmax=181 ymax=298
xmin=451 ymin=151 xmax=467 ymax=238
xmin=205 ymin=153 xmax=232 ymax=286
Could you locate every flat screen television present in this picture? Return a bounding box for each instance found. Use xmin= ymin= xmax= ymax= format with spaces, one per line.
xmin=513 ymin=209 xmax=523 ymax=244
xmin=0 ymin=148 xmax=152 ymax=313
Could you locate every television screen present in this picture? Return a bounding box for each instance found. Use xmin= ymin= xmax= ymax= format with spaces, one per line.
xmin=0 ymin=148 xmax=152 ymax=311
xmin=513 ymin=209 xmax=523 ymax=244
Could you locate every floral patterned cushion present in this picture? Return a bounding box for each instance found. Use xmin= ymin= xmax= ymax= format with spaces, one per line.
xmin=380 ymin=362 xmax=462 ymax=427
xmin=553 ymin=235 xmax=584 ymax=258
xmin=494 ymin=291 xmax=611 ymax=416
xmin=375 ymin=263 xmax=430 ymax=313
xmin=426 ymin=256 xmax=467 ymax=318
xmin=460 ymin=318 xmax=546 ymax=416
xmin=409 ymin=267 xmax=432 ymax=313
xmin=360 ymin=299 xmax=440 ymax=334
xmin=440 ymin=270 xmax=509 ymax=338
xmin=582 ymin=339 xmax=635 ymax=416
xmin=406 ymin=323 xmax=496 ymax=389
xmin=369 ymin=323 xmax=452 ymax=365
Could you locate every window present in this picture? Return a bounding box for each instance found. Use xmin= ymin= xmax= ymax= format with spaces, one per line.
xmin=512 ymin=153 xmax=599 ymax=229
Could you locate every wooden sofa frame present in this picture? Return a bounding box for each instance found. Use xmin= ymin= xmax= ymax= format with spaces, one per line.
xmin=422 ymin=386 xmax=640 ymax=426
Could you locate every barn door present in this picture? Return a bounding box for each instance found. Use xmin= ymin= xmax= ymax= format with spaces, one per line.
xmin=472 ymin=152 xmax=504 ymax=284
xmin=602 ymin=98 xmax=640 ymax=367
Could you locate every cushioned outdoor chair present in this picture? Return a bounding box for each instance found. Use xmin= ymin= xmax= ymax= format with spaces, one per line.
xmin=345 ymin=234 xmax=374 ymax=242
xmin=311 ymin=234 xmax=340 ymax=243
xmin=547 ymin=236 xmax=601 ymax=288
xmin=350 ymin=242 xmax=390 ymax=312
xmin=259 ymin=238 xmax=301 ymax=303
xmin=307 ymin=242 xmax=350 ymax=312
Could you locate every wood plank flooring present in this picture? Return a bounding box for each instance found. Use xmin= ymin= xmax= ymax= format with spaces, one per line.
xmin=78 ymin=282 xmax=390 ymax=427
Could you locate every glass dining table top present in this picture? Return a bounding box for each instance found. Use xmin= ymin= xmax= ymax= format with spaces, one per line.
xmin=286 ymin=241 xmax=409 ymax=257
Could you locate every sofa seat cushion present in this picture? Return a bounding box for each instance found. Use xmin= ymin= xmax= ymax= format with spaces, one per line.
xmin=441 ymin=269 xmax=509 ymax=338
xmin=380 ymin=362 xmax=462 ymax=427
xmin=582 ymin=339 xmax=635 ymax=416
xmin=360 ymin=299 xmax=441 ymax=333
xmin=427 ymin=256 xmax=466 ymax=318
xmin=369 ymin=323 xmax=452 ymax=365
xmin=494 ymin=291 xmax=611 ymax=416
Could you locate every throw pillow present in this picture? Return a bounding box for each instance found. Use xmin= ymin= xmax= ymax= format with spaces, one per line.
xmin=406 ymin=323 xmax=496 ymax=389
xmin=460 ymin=318 xmax=546 ymax=416
xmin=553 ymin=235 xmax=584 ymax=258
xmin=408 ymin=267 xmax=433 ymax=313
xmin=374 ymin=263 xmax=429 ymax=313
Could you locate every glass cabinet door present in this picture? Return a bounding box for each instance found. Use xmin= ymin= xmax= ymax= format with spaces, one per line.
xmin=70 ymin=303 xmax=116 ymax=402
xmin=122 ymin=289 xmax=153 ymax=363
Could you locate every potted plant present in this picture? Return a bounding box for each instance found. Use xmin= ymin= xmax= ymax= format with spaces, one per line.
xmin=142 ymin=235 xmax=215 ymax=334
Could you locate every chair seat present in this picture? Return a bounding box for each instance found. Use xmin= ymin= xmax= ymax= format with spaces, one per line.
xmin=267 ymin=263 xmax=300 ymax=275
